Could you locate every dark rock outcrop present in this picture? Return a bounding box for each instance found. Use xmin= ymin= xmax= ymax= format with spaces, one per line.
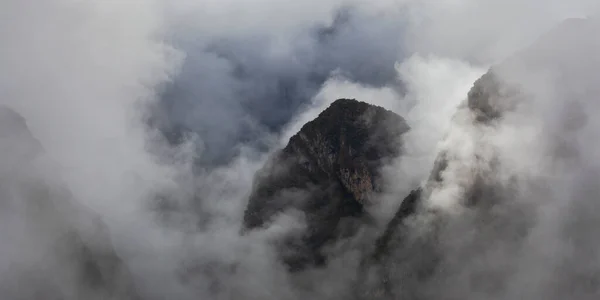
xmin=243 ymin=98 xmax=409 ymax=270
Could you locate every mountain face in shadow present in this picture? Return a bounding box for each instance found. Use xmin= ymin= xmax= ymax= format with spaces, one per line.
xmin=0 ymin=106 xmax=139 ymax=300
xmin=243 ymin=98 xmax=409 ymax=271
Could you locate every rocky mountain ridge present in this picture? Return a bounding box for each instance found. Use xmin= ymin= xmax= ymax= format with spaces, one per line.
xmin=243 ymin=98 xmax=409 ymax=270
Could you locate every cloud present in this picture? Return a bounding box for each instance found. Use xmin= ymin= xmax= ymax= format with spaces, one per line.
xmin=378 ymin=13 xmax=600 ymax=300
xmin=155 ymin=3 xmax=409 ymax=165
xmin=404 ymin=0 xmax=600 ymax=63
xmin=2 ymin=0 xmax=600 ymax=299
xmin=0 ymin=0 xmax=185 ymax=298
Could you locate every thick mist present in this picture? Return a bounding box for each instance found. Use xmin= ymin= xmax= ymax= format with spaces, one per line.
xmin=1 ymin=0 xmax=600 ymax=299
xmin=156 ymin=3 xmax=409 ymax=165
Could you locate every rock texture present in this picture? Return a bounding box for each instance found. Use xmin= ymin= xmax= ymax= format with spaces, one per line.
xmin=243 ymin=98 xmax=408 ymax=270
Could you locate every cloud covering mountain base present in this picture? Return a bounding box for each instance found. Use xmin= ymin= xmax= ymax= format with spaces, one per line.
xmin=1 ymin=0 xmax=600 ymax=299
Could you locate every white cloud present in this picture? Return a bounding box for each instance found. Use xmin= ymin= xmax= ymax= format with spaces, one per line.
xmin=2 ymin=0 xmax=600 ymax=298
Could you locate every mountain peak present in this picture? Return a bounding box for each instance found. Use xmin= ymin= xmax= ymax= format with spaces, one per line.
xmin=243 ymin=98 xmax=408 ymax=270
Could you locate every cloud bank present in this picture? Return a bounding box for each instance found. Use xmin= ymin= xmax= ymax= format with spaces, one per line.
xmin=1 ymin=0 xmax=600 ymax=299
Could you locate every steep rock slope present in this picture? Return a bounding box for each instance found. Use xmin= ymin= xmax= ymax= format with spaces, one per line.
xmin=361 ymin=18 xmax=600 ymax=300
xmin=0 ymin=106 xmax=139 ymax=300
xmin=243 ymin=98 xmax=409 ymax=270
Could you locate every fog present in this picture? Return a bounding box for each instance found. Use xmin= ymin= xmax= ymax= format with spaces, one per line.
xmin=1 ymin=0 xmax=600 ymax=299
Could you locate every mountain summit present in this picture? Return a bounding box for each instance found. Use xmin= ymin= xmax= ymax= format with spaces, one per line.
xmin=243 ymin=98 xmax=408 ymax=270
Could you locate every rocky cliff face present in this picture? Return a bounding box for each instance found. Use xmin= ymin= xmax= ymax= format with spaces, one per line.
xmin=243 ymin=98 xmax=409 ymax=270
